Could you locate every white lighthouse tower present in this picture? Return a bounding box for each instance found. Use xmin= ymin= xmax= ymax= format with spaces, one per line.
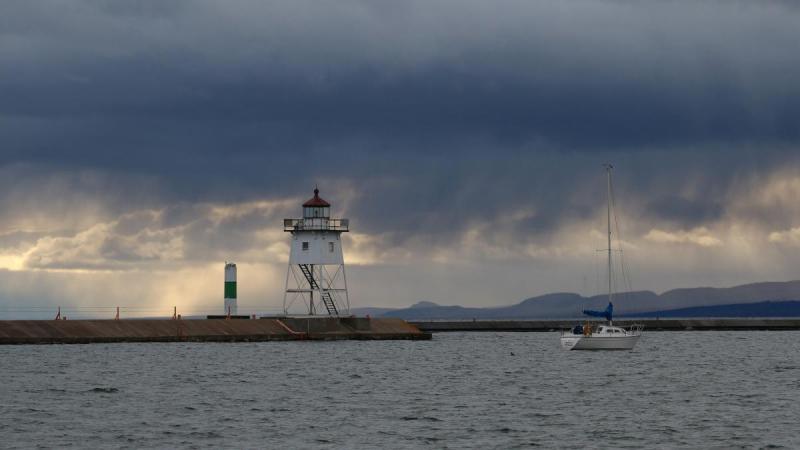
xmin=283 ymin=187 xmax=350 ymax=316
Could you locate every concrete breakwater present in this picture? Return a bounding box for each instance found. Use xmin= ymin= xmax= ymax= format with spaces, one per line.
xmin=0 ymin=317 xmax=431 ymax=345
xmin=410 ymin=318 xmax=800 ymax=332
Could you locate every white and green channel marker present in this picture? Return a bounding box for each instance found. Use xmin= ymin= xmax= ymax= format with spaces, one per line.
xmin=224 ymin=263 xmax=237 ymax=315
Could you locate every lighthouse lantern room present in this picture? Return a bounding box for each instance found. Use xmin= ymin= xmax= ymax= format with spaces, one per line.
xmin=283 ymin=188 xmax=350 ymax=316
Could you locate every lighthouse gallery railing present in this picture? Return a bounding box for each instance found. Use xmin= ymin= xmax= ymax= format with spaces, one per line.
xmin=283 ymin=218 xmax=350 ymax=232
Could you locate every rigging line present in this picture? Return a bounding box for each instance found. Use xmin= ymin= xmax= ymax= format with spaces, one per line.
xmin=615 ymin=201 xmax=632 ymax=296
xmin=621 ymin=250 xmax=633 ymax=294
xmin=607 ymin=170 xmax=617 ymax=300
xmin=594 ymin=247 xmax=602 ymax=299
xmin=610 ymin=250 xmax=618 ymax=298
xmin=609 ymin=169 xmax=634 ymax=299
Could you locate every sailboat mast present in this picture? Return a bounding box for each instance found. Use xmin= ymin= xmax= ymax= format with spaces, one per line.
xmin=605 ymin=164 xmax=613 ymax=305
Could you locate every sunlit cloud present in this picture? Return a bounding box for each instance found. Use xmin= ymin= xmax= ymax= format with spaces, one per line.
xmin=643 ymin=227 xmax=723 ymax=247
xmin=768 ymin=227 xmax=800 ymax=246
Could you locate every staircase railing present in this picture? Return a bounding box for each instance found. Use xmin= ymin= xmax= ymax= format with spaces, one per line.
xmin=298 ymin=264 xmax=338 ymax=316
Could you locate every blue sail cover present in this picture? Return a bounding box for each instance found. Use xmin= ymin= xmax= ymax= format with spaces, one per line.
xmin=583 ymin=302 xmax=613 ymax=321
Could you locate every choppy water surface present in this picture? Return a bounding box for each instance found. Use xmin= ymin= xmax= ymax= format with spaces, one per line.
xmin=2 ymin=331 xmax=799 ymax=449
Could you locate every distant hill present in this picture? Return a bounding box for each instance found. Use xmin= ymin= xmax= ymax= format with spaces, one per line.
xmin=349 ymin=307 xmax=397 ymax=317
xmin=409 ymin=301 xmax=440 ymax=309
xmin=350 ymin=301 xmax=441 ymax=317
xmin=619 ymin=300 xmax=800 ymax=318
xmin=370 ymin=280 xmax=800 ymax=320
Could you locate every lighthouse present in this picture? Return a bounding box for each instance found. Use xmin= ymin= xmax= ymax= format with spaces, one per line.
xmin=283 ymin=188 xmax=350 ymax=316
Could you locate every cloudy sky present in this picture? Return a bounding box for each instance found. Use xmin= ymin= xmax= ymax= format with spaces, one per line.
xmin=1 ymin=0 xmax=799 ymax=317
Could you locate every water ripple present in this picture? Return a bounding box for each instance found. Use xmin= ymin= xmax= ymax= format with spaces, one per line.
xmin=0 ymin=332 xmax=798 ymax=448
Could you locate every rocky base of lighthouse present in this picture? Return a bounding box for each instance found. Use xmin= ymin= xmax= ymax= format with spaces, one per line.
xmin=0 ymin=317 xmax=431 ymax=344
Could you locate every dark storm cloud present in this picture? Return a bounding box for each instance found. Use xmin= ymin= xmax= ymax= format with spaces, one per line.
xmin=644 ymin=196 xmax=724 ymax=228
xmin=4 ymin=1 xmax=800 ymax=142
xmin=1 ymin=0 xmax=799 ymax=247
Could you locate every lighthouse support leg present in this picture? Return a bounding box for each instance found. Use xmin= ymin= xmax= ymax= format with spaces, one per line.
xmin=282 ymin=265 xmax=291 ymax=315
xmin=341 ymin=264 xmax=350 ymax=315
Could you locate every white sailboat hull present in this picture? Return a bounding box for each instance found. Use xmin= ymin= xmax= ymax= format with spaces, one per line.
xmin=560 ymin=334 xmax=640 ymax=351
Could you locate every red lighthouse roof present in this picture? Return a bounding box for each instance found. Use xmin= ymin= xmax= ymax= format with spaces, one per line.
xmin=302 ymin=188 xmax=330 ymax=207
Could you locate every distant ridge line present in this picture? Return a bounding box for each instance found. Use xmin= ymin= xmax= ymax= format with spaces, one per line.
xmin=618 ymin=300 xmax=800 ymax=318
xmin=353 ymin=280 xmax=800 ymax=320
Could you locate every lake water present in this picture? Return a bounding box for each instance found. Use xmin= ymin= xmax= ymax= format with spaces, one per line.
xmin=1 ymin=331 xmax=798 ymax=449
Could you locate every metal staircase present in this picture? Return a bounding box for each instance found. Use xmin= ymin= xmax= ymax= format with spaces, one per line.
xmin=298 ymin=264 xmax=318 ymax=289
xmin=298 ymin=264 xmax=338 ymax=316
xmin=320 ymin=292 xmax=338 ymax=316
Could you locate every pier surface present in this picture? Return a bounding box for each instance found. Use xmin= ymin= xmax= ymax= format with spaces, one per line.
xmin=410 ymin=318 xmax=800 ymax=332
xmin=0 ymin=317 xmax=431 ymax=345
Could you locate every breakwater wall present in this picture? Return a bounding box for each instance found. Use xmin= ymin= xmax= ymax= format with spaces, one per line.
xmin=410 ymin=318 xmax=800 ymax=332
xmin=0 ymin=317 xmax=431 ymax=345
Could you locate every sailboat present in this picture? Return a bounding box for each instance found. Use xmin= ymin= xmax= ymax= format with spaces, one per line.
xmin=560 ymin=165 xmax=643 ymax=351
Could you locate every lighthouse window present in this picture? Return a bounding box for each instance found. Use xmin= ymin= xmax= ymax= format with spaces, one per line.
xmin=329 ymin=242 xmax=335 ymax=252
xmin=302 ymin=242 xmax=309 ymax=251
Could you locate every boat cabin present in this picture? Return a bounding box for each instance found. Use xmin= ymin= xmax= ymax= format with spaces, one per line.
xmin=596 ymin=325 xmax=628 ymax=335
xmin=570 ymin=323 xmax=631 ymax=336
